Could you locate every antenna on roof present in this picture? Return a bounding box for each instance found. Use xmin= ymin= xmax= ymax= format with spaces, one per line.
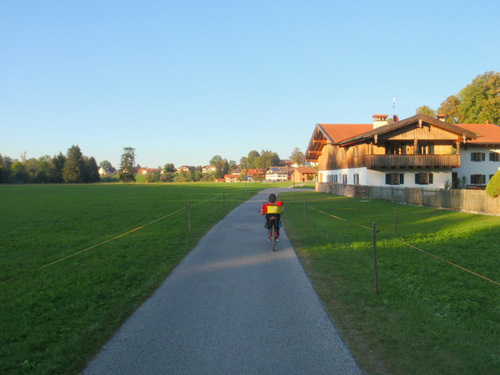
xmin=392 ymin=96 xmax=396 ymax=116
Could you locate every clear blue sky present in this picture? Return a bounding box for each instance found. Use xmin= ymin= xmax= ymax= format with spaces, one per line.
xmin=2 ymin=0 xmax=499 ymax=169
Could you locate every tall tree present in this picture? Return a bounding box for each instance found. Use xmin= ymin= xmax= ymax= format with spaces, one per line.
xmin=256 ymin=150 xmax=280 ymax=168
xmin=49 ymin=153 xmax=66 ymax=183
xmin=290 ymin=147 xmax=305 ymax=166
xmin=437 ymin=95 xmax=461 ymax=124
xmin=457 ymin=71 xmax=500 ymax=124
xmin=119 ymin=147 xmax=136 ymax=182
xmin=86 ymin=156 xmax=100 ymax=183
xmin=246 ymin=150 xmax=260 ymax=169
xmin=416 ymin=105 xmax=436 ymax=117
xmin=10 ymin=161 xmax=27 ymax=183
xmin=63 ymin=145 xmax=85 ymax=183
xmin=239 ymin=156 xmax=248 ymax=169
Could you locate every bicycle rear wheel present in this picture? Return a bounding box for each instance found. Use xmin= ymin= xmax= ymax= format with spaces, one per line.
xmin=270 ymin=223 xmax=276 ymax=251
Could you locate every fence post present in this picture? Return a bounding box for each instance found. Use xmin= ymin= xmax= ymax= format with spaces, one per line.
xmin=187 ymin=198 xmax=191 ymax=231
xmin=373 ymin=222 xmax=379 ymax=294
xmin=394 ymin=209 xmax=398 ymax=237
xmin=304 ymin=200 xmax=308 ymax=229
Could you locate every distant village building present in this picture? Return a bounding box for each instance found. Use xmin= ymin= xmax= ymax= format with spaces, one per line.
xmin=265 ymin=167 xmax=289 ymax=182
xmin=291 ymin=167 xmax=317 ymax=182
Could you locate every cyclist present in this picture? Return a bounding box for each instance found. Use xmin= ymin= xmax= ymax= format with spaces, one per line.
xmin=260 ymin=193 xmax=284 ymax=238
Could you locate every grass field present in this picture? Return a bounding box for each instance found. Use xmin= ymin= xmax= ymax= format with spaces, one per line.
xmin=0 ymin=183 xmax=270 ymax=374
xmin=281 ymin=191 xmax=500 ymax=374
xmin=1 ymin=184 xmax=498 ymax=374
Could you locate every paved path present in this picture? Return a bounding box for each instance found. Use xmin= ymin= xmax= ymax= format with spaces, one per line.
xmin=83 ymin=188 xmax=362 ymax=374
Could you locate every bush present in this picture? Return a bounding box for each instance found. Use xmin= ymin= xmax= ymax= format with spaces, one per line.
xmin=486 ymin=169 xmax=500 ymax=197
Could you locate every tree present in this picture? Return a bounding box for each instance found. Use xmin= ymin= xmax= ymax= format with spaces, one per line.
xmin=239 ymin=156 xmax=248 ymax=169
xmin=163 ymin=163 xmax=176 ymax=173
xmin=486 ymin=170 xmax=500 ymax=198
xmin=0 ymin=154 xmax=12 ymax=183
xmin=119 ymin=147 xmax=136 ymax=182
xmin=416 ymin=105 xmax=436 ymax=117
xmin=457 ymin=71 xmax=500 ymax=124
xmin=290 ymin=147 xmax=305 ymax=166
xmin=256 ymin=150 xmax=280 ymax=168
xmin=100 ymin=160 xmax=113 ymax=169
xmin=209 ymin=155 xmax=229 ymax=179
xmin=85 ymin=156 xmax=100 ymax=183
xmin=209 ymin=155 xmax=223 ymax=167
xmin=437 ymin=95 xmax=461 ymax=124
xmin=49 ymin=153 xmax=66 ymax=183
xmin=246 ymin=150 xmax=260 ymax=169
xmin=63 ymin=145 xmax=85 ymax=183
xmin=10 ymin=161 xmax=27 ymax=183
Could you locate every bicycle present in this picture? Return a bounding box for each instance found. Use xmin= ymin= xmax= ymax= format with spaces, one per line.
xmin=267 ymin=214 xmax=280 ymax=251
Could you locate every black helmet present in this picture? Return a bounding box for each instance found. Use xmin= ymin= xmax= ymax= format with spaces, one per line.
xmin=268 ymin=193 xmax=277 ymax=203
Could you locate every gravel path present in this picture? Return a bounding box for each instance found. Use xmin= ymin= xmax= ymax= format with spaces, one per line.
xmin=82 ymin=188 xmax=362 ymax=374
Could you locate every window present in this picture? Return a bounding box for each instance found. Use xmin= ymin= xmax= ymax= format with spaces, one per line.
xmin=386 ymin=144 xmax=407 ymax=155
xmin=489 ymin=152 xmax=500 ymax=161
xmin=470 ymin=174 xmax=486 ymax=184
xmin=342 ymin=174 xmax=347 ymax=184
xmin=415 ymin=173 xmax=434 ymax=185
xmin=333 ymin=174 xmax=338 ymax=183
xmin=385 ymin=173 xmax=404 ymax=185
xmin=418 ymin=144 xmax=434 ymax=155
xmin=353 ymin=174 xmax=359 ymax=185
xmin=471 ymin=152 xmax=485 ymax=162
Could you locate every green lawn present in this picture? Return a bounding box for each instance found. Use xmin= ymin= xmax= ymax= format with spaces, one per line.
xmin=1 ymin=185 xmax=498 ymax=374
xmin=281 ymin=191 xmax=500 ymax=375
xmin=0 ymin=183 xmax=268 ymax=374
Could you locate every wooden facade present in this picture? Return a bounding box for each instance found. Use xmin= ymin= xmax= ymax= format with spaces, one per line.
xmin=307 ymin=114 xmax=477 ymax=172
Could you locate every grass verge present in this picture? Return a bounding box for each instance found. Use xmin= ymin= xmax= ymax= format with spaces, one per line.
xmin=0 ymin=183 xmax=268 ymax=374
xmin=282 ymin=191 xmax=499 ymax=375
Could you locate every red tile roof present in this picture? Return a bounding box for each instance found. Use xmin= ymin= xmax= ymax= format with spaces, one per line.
xmin=318 ymin=124 xmax=373 ymax=143
xmin=455 ymin=123 xmax=500 ymax=144
xmin=294 ymin=167 xmax=317 ymax=174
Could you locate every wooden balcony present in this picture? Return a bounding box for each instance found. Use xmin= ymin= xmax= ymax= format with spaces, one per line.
xmin=361 ymin=154 xmax=460 ymax=169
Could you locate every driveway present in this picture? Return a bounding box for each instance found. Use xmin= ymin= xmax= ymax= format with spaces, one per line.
xmin=83 ymin=188 xmax=362 ymax=374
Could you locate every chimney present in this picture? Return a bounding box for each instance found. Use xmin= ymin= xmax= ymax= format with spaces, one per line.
xmin=437 ymin=114 xmax=446 ymax=122
xmin=373 ymin=114 xmax=388 ymax=128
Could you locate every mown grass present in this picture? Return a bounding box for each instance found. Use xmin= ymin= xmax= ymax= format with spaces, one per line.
xmin=0 ymin=183 xmax=271 ymax=374
xmin=281 ymin=191 xmax=500 ymax=375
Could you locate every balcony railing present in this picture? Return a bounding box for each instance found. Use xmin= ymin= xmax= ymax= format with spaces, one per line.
xmin=361 ymin=154 xmax=460 ymax=168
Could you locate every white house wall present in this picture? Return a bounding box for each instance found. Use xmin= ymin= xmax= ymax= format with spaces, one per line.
xmin=454 ymin=146 xmax=500 ymax=185
xmin=320 ymin=167 xmax=451 ymax=188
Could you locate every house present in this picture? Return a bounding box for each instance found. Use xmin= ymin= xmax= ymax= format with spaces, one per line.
xmin=203 ymin=165 xmax=216 ymax=174
xmin=177 ymin=166 xmax=192 ymax=173
xmin=245 ymin=169 xmax=267 ymax=182
xmin=266 ymin=167 xmax=289 ymax=182
xmin=224 ymin=174 xmax=239 ymax=183
xmin=451 ymin=122 xmax=500 ymax=187
xmin=305 ymin=114 xmax=481 ymax=189
xmin=291 ymin=167 xmax=317 ymax=182
xmin=137 ymin=167 xmax=159 ymax=175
